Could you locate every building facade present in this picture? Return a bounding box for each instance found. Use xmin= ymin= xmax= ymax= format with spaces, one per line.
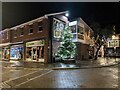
xmin=106 ymin=34 xmax=120 ymax=57
xmin=69 ymin=18 xmax=94 ymax=62
xmin=0 ymin=13 xmax=68 ymax=63
xmin=0 ymin=12 xmax=94 ymax=63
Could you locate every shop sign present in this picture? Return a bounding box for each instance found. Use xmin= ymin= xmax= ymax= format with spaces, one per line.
xmin=109 ymin=40 xmax=119 ymax=47
xmin=26 ymin=40 xmax=44 ymax=47
xmin=53 ymin=18 xmax=65 ymax=39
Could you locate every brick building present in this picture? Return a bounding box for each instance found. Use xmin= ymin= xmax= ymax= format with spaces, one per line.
xmin=0 ymin=12 xmax=68 ymax=63
xmin=0 ymin=11 xmax=94 ymax=63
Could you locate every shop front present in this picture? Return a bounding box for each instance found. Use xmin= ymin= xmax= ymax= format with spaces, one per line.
xmin=26 ymin=40 xmax=44 ymax=62
xmin=1 ymin=46 xmax=10 ymax=60
xmin=10 ymin=44 xmax=23 ymax=60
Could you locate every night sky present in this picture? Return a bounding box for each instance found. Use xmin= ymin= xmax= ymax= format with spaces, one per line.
xmin=2 ymin=2 xmax=119 ymax=30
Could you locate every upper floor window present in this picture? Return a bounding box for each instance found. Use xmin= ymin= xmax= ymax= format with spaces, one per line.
xmin=2 ymin=32 xmax=4 ymax=40
xmin=70 ymin=25 xmax=76 ymax=33
xmin=29 ymin=28 xmax=33 ymax=34
xmin=28 ymin=24 xmax=33 ymax=34
xmin=78 ymin=26 xmax=84 ymax=34
xmin=20 ymin=28 xmax=24 ymax=36
xmin=14 ymin=30 xmax=17 ymax=38
xmin=38 ymin=26 xmax=43 ymax=32
xmin=6 ymin=31 xmax=9 ymax=39
xmin=38 ymin=21 xmax=43 ymax=32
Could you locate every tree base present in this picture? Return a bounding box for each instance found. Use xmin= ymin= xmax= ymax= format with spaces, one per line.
xmin=62 ymin=59 xmax=75 ymax=64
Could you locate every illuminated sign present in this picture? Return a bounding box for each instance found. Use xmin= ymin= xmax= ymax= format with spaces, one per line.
xmin=26 ymin=40 xmax=44 ymax=47
xmin=53 ymin=18 xmax=65 ymax=39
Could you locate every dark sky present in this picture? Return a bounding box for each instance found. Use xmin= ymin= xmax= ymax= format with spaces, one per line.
xmin=2 ymin=2 xmax=119 ymax=30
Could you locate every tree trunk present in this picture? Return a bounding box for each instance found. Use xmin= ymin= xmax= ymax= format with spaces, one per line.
xmin=94 ymin=45 xmax=102 ymax=60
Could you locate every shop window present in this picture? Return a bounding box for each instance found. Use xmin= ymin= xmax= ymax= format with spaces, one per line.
xmin=26 ymin=47 xmax=32 ymax=59
xmin=26 ymin=40 xmax=45 ymax=61
xmin=2 ymin=47 xmax=10 ymax=60
xmin=10 ymin=46 xmax=23 ymax=59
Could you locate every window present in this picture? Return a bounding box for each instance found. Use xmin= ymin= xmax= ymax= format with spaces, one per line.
xmin=70 ymin=25 xmax=76 ymax=33
xmin=78 ymin=26 xmax=84 ymax=34
xmin=29 ymin=28 xmax=33 ymax=34
xmin=78 ymin=34 xmax=84 ymax=40
xmin=2 ymin=32 xmax=4 ymax=40
xmin=20 ymin=28 xmax=24 ymax=35
xmin=38 ymin=26 xmax=43 ymax=31
xmin=38 ymin=21 xmax=43 ymax=32
xmin=14 ymin=30 xmax=17 ymax=38
xmin=7 ymin=31 xmax=9 ymax=39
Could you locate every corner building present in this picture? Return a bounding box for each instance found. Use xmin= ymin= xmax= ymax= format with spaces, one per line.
xmin=0 ymin=13 xmax=68 ymax=63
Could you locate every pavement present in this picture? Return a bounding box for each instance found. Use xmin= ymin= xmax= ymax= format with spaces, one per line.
xmin=1 ymin=57 xmax=120 ymax=69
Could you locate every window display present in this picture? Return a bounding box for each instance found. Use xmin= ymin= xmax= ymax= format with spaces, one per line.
xmin=10 ymin=45 xmax=23 ymax=60
xmin=26 ymin=40 xmax=44 ymax=62
xmin=2 ymin=47 xmax=10 ymax=60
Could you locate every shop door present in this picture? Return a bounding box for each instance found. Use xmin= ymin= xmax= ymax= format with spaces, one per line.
xmin=32 ymin=47 xmax=37 ymax=60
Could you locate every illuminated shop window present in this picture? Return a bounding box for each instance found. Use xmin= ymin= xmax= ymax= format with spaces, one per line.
xmin=26 ymin=40 xmax=44 ymax=62
xmin=10 ymin=45 xmax=23 ymax=60
xmin=2 ymin=47 xmax=10 ymax=60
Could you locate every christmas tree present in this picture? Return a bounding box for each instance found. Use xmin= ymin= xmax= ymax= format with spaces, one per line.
xmin=57 ymin=24 xmax=76 ymax=60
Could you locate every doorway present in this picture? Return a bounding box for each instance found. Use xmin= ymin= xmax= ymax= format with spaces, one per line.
xmin=26 ymin=46 xmax=44 ymax=62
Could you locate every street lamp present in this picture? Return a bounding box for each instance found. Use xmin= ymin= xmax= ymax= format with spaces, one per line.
xmin=65 ymin=11 xmax=69 ymax=17
xmin=45 ymin=11 xmax=69 ymax=17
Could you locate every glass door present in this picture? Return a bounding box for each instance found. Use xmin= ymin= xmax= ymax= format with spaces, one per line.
xmin=32 ymin=47 xmax=37 ymax=60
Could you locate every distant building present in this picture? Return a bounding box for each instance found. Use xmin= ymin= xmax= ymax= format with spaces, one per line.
xmin=106 ymin=34 xmax=120 ymax=57
xmin=69 ymin=18 xmax=94 ymax=62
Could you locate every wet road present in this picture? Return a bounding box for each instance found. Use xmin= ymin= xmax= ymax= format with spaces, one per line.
xmin=1 ymin=64 xmax=119 ymax=88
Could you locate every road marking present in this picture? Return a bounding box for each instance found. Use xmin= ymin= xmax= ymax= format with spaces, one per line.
xmin=15 ymin=70 xmax=53 ymax=87
xmin=3 ymin=70 xmax=43 ymax=83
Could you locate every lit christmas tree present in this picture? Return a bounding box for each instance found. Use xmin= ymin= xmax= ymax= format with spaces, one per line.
xmin=57 ymin=24 xmax=76 ymax=60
